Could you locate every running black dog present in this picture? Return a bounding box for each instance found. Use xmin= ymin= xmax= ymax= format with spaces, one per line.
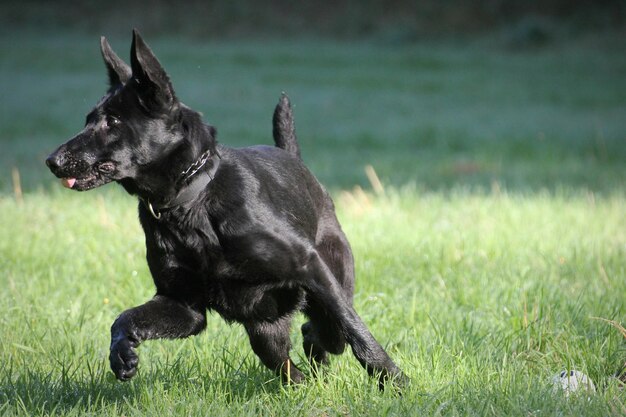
xmin=46 ymin=30 xmax=406 ymax=389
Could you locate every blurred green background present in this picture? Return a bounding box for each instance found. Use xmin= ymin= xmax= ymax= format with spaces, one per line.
xmin=1 ymin=0 xmax=625 ymax=194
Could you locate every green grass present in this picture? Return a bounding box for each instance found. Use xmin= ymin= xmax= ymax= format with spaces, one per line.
xmin=1 ymin=28 xmax=625 ymax=416
xmin=0 ymin=189 xmax=624 ymax=416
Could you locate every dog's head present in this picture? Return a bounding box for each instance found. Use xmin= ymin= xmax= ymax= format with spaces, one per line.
xmin=46 ymin=30 xmax=202 ymax=193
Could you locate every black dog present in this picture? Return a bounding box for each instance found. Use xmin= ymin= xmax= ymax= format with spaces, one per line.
xmin=46 ymin=30 xmax=406 ymax=389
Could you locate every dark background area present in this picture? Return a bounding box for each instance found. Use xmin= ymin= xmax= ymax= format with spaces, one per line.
xmin=2 ymin=0 xmax=624 ymax=40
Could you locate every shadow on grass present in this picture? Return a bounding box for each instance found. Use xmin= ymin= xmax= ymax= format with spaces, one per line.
xmin=0 ymin=358 xmax=281 ymax=415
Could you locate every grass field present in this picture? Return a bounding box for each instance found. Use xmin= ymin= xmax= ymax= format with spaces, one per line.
xmin=1 ymin=29 xmax=625 ymax=416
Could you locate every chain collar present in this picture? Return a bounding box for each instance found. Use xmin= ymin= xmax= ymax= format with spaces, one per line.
xmin=142 ymin=148 xmax=220 ymax=220
xmin=179 ymin=148 xmax=212 ymax=184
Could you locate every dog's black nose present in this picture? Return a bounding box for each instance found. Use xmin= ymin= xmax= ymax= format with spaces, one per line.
xmin=46 ymin=152 xmax=65 ymax=171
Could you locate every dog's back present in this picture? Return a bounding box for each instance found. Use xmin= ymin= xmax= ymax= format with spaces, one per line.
xmin=272 ymin=94 xmax=301 ymax=159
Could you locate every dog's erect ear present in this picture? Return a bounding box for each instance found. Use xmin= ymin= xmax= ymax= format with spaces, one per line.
xmin=100 ymin=37 xmax=131 ymax=89
xmin=130 ymin=28 xmax=177 ymax=111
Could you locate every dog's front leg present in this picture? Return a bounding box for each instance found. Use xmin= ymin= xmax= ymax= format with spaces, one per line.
xmin=109 ymin=295 xmax=206 ymax=381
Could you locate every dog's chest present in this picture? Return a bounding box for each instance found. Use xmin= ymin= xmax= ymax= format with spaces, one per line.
xmin=146 ymin=215 xmax=309 ymax=323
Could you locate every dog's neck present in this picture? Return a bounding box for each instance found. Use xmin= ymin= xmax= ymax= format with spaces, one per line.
xmin=118 ymin=108 xmax=220 ymax=216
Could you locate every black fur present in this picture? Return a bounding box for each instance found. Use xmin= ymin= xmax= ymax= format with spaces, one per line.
xmin=46 ymin=30 xmax=407 ymax=390
xmin=273 ymin=93 xmax=300 ymax=159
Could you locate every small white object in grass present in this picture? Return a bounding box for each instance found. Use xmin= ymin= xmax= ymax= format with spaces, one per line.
xmin=551 ymin=370 xmax=596 ymax=396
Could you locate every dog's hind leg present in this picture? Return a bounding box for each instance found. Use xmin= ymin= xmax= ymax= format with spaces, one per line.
xmin=302 ymin=302 xmax=345 ymax=367
xmin=301 ymin=224 xmax=354 ymax=368
xmin=244 ymin=316 xmax=305 ymax=384
xmin=303 ymin=251 xmax=408 ymax=390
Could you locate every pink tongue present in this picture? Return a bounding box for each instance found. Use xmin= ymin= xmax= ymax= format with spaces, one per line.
xmin=62 ymin=178 xmax=76 ymax=189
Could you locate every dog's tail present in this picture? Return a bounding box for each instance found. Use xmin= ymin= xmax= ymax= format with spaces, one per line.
xmin=273 ymin=93 xmax=301 ymax=159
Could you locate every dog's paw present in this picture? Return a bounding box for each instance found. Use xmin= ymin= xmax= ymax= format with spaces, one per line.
xmin=378 ymin=370 xmax=410 ymax=393
xmin=109 ymin=336 xmax=139 ymax=381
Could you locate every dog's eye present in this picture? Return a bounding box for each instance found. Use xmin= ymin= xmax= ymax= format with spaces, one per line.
xmin=108 ymin=116 xmax=121 ymax=127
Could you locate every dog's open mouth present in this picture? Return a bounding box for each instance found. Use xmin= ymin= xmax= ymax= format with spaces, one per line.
xmin=61 ymin=173 xmax=106 ymax=191
xmin=53 ymin=161 xmax=117 ymax=191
